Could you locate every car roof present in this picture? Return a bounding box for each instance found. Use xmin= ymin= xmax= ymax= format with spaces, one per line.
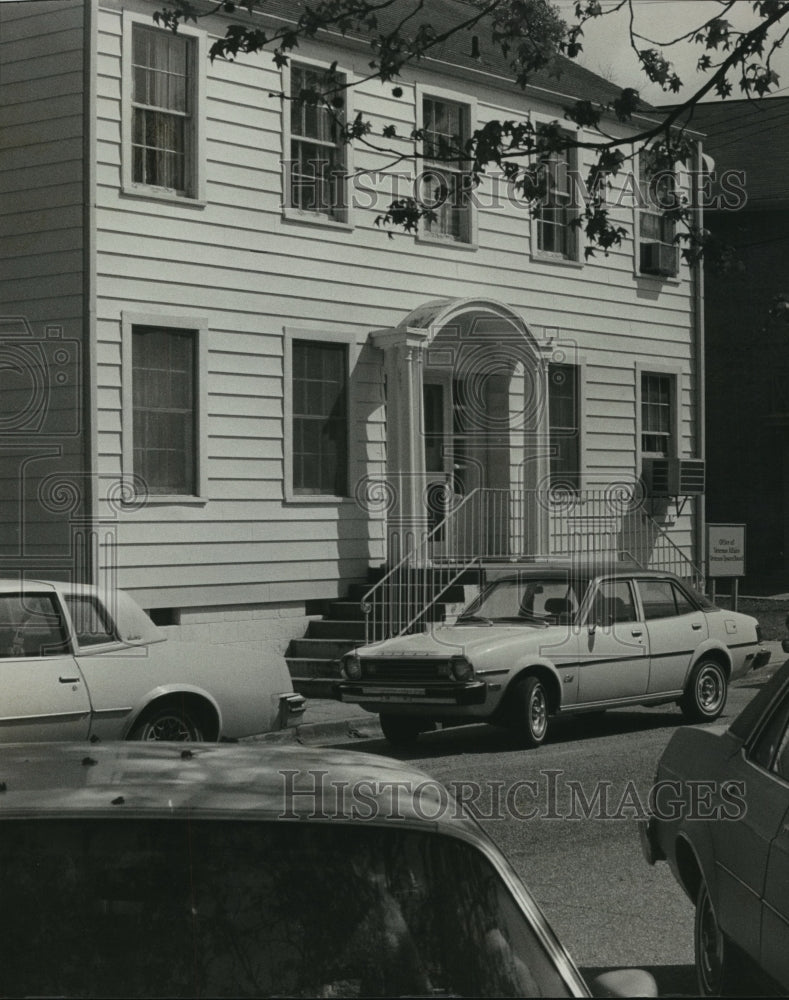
xmin=483 ymin=558 xmax=663 ymax=580
xmin=0 ymin=742 xmax=481 ymax=835
xmin=0 ymin=578 xmax=99 ymax=596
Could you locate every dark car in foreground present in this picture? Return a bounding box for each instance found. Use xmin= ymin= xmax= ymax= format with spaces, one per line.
xmin=0 ymin=742 xmax=655 ymax=998
xmin=337 ymin=561 xmax=769 ymax=748
xmin=642 ymin=659 xmax=789 ymax=996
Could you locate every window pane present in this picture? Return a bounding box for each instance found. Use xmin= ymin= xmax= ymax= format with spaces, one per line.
xmin=0 ymin=594 xmax=69 ymax=658
xmin=638 ymin=579 xmax=678 ymax=620
xmin=548 ymin=364 xmax=579 ymax=489
xmin=641 ymin=373 xmax=672 ymax=456
xmin=132 ymin=327 xmax=196 ymax=495
xmin=131 ymin=25 xmax=191 ymax=192
xmin=292 ymin=341 xmax=348 ymax=495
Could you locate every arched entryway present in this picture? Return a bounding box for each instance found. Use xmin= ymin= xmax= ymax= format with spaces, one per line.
xmin=371 ymin=298 xmax=551 ymax=564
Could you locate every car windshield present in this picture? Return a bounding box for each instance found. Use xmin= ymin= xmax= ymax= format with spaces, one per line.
xmin=0 ymin=818 xmax=572 ymax=999
xmin=460 ymin=576 xmax=586 ymax=625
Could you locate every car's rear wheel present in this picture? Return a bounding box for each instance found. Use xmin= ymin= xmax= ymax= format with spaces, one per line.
xmin=680 ymin=659 xmax=728 ymax=722
xmin=131 ymin=702 xmax=204 ymax=742
xmin=512 ymin=676 xmax=549 ymax=748
xmin=379 ymin=713 xmax=422 ymax=748
xmin=695 ymin=879 xmax=748 ymax=996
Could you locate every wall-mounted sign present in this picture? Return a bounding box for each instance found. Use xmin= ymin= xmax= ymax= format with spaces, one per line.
xmin=707 ymin=524 xmax=746 ymax=578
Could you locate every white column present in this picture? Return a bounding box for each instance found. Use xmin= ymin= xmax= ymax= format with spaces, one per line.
xmin=373 ymin=326 xmax=430 ymax=565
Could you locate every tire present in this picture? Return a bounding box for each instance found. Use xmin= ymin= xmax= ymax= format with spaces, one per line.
xmin=379 ymin=713 xmax=422 ymax=748
xmin=511 ymin=676 xmax=549 ymax=748
xmin=130 ymin=701 xmax=204 ymax=742
xmin=680 ymin=659 xmax=728 ymax=722
xmin=695 ymin=878 xmax=749 ymax=996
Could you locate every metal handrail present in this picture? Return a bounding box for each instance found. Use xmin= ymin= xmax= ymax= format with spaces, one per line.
xmin=360 ymin=486 xmax=705 ymax=643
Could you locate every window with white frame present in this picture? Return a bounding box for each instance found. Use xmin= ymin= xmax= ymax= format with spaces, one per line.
xmin=292 ymin=340 xmax=348 ymax=495
xmin=640 ymin=371 xmax=675 ymax=457
xmin=548 ymin=363 xmax=580 ymax=489
xmin=638 ymin=147 xmax=678 ymax=276
xmin=130 ymin=24 xmax=196 ymax=193
xmin=421 ymin=96 xmax=472 ymax=242
xmin=288 ymin=62 xmax=347 ymax=219
xmin=535 ymin=143 xmax=579 ymax=259
xmin=132 ymin=326 xmax=197 ymax=495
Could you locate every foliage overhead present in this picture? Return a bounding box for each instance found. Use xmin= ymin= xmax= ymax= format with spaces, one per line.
xmin=153 ymin=0 xmax=789 ymax=262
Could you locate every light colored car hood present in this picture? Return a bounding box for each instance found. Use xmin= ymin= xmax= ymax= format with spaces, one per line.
xmin=358 ymin=622 xmax=574 ymax=663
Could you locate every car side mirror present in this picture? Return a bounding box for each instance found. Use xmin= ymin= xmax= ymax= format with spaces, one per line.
xmin=589 ymin=968 xmax=657 ymax=998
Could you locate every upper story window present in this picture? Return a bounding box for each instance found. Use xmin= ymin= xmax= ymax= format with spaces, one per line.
xmin=131 ymin=26 xmax=193 ymax=192
xmin=421 ymin=96 xmax=472 ymax=243
xmin=640 ymin=371 xmax=674 ymax=457
xmin=288 ymin=62 xmax=347 ymax=220
xmin=548 ymin=362 xmax=580 ymax=489
xmin=132 ymin=327 xmax=197 ymax=495
xmin=535 ymin=143 xmax=579 ymax=260
xmin=292 ymin=340 xmax=348 ymax=496
xmin=123 ymin=14 xmax=205 ymax=201
xmin=638 ymin=147 xmax=679 ymax=277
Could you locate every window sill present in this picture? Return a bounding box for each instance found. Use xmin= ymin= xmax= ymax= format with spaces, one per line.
xmin=126 ymin=495 xmax=209 ymax=507
xmin=121 ymin=184 xmax=206 ymax=209
xmin=285 ymin=493 xmax=356 ymax=505
xmin=416 ymin=232 xmax=478 ymax=252
xmin=281 ymin=208 xmax=353 ymax=232
xmin=531 ymin=251 xmax=584 ymax=268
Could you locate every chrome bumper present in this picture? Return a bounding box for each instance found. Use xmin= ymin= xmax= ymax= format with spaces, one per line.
xmin=278 ymin=692 xmax=306 ymax=728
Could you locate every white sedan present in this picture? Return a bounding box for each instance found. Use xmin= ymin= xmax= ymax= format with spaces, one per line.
xmin=0 ymin=579 xmax=304 ymax=742
xmin=337 ymin=562 xmax=770 ymax=747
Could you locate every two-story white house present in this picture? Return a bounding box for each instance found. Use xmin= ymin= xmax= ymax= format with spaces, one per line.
xmin=0 ymin=0 xmax=706 ymax=677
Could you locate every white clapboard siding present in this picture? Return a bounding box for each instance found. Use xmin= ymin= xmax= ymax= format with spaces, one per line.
xmin=84 ymin=2 xmax=700 ymax=606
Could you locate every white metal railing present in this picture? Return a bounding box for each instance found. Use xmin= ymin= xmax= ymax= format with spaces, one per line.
xmin=361 ymin=486 xmax=704 ymax=642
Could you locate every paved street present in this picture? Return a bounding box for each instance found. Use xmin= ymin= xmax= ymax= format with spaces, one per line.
xmin=315 ymin=661 xmax=784 ymax=996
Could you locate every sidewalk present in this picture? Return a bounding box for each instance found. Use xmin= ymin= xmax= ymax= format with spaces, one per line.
xmin=254 ymin=639 xmax=787 ymax=746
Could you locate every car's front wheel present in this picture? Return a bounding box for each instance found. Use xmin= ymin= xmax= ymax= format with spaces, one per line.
xmin=130 ymin=702 xmax=204 ymax=742
xmin=695 ymin=878 xmax=748 ymax=996
xmin=379 ymin=713 xmax=422 ymax=748
xmin=680 ymin=659 xmax=728 ymax=722
xmin=511 ymin=675 xmax=549 ymax=748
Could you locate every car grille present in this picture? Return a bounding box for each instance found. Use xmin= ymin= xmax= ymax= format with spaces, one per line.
xmin=359 ymin=658 xmax=449 ymax=682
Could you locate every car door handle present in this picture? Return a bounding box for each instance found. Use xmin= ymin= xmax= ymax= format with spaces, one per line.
xmin=631 ymin=629 xmax=643 ymax=637
xmin=59 ymin=676 xmax=80 ymax=684
xmin=692 ymin=623 xmax=702 ymax=630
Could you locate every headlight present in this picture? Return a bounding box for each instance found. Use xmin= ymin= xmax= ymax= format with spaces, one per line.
xmin=342 ymin=653 xmax=362 ymax=680
xmin=450 ymin=656 xmax=473 ymax=682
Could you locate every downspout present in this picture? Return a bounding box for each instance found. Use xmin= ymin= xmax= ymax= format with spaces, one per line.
xmin=83 ymin=0 xmax=98 ymax=583
xmin=692 ymin=140 xmax=706 ymax=579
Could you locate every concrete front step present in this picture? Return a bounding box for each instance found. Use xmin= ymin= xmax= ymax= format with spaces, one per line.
xmin=325 ymin=600 xmax=367 ymax=621
xmin=306 ymin=618 xmax=367 ymax=640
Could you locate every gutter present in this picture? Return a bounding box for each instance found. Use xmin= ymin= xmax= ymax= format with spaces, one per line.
xmin=693 ymin=139 xmax=706 ymax=577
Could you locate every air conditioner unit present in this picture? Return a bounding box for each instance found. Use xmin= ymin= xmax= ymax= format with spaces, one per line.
xmin=641 ymin=241 xmax=678 ymax=277
xmin=643 ymin=457 xmax=705 ymax=496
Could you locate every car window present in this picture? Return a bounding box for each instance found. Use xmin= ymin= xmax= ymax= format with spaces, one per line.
xmin=0 ymin=819 xmax=573 ymax=998
xmin=637 ymin=579 xmax=698 ymax=620
xmin=748 ymin=693 xmax=789 ymax=772
xmin=466 ymin=577 xmax=585 ymax=623
xmin=0 ymin=593 xmax=70 ymax=658
xmin=64 ymin=595 xmax=117 ymax=648
xmin=588 ymin=580 xmax=636 ymax=625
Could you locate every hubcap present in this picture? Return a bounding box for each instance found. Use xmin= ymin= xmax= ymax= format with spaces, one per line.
xmin=698 ymin=666 xmax=724 ymax=713
xmin=529 ymin=687 xmax=548 ymax=739
xmin=143 ymin=715 xmax=195 ymax=741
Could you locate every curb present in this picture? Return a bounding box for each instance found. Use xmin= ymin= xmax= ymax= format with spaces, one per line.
xmin=246 ymin=717 xmax=383 ymax=745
